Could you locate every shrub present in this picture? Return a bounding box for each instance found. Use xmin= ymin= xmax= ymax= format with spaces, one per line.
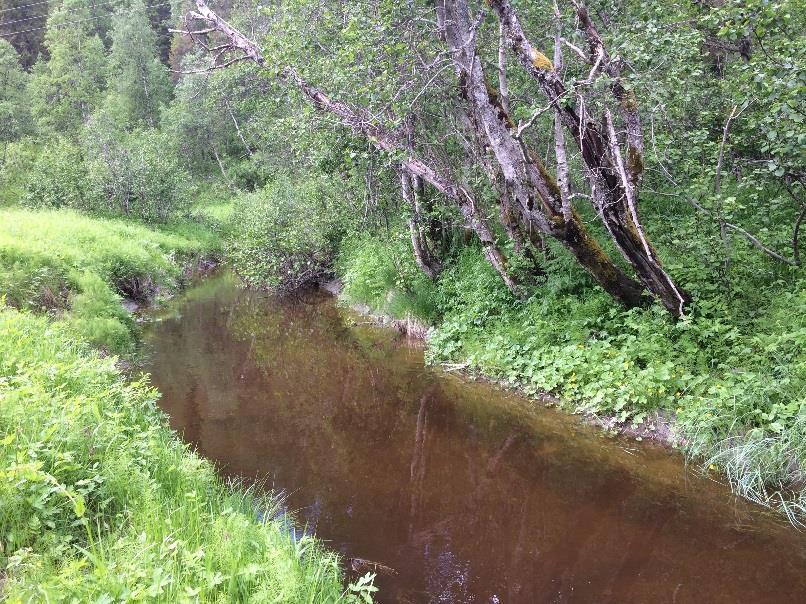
xmin=23 ymin=139 xmax=89 ymax=210
xmin=84 ymin=128 xmax=191 ymax=223
xmin=226 ymin=174 xmax=352 ymax=292
xmin=0 ymin=138 xmax=38 ymax=207
xmin=22 ymin=128 xmax=189 ymax=224
xmin=337 ymin=231 xmax=440 ymax=322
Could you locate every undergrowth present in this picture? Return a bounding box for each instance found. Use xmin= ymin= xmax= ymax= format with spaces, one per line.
xmin=337 ymin=233 xmax=440 ymax=323
xmin=0 ymin=308 xmax=365 ymax=602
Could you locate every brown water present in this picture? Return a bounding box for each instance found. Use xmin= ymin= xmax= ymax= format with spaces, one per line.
xmin=143 ymin=272 xmax=806 ymax=603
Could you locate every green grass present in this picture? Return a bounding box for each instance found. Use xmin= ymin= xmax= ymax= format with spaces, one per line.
xmin=0 ymin=307 xmax=361 ymax=602
xmin=0 ymin=208 xmax=220 ymax=353
xmin=0 ymin=207 xmax=375 ymax=602
xmin=337 ymin=233 xmax=440 ymax=323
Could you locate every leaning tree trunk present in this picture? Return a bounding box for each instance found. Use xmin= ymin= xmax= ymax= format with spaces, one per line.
xmin=401 ymin=168 xmax=442 ymax=280
xmin=443 ymin=0 xmax=648 ymax=308
xmin=176 ymin=0 xmax=674 ymax=311
xmin=488 ymin=0 xmax=689 ymax=316
xmin=177 ymin=0 xmax=523 ymax=294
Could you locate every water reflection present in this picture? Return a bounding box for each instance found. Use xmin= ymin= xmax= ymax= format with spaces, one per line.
xmin=145 ymin=273 xmax=806 ymax=603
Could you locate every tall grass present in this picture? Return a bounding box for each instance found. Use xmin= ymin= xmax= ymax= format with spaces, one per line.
xmin=0 ymin=308 xmax=361 ymax=602
xmin=337 ymin=233 xmax=440 ymax=323
xmin=0 ymin=208 xmax=219 ymax=352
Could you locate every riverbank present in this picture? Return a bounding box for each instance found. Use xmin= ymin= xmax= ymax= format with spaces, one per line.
xmin=0 ymin=208 xmax=221 ymax=353
xmin=324 ymin=278 xmax=681 ymax=448
xmin=0 ymin=209 xmax=364 ymax=601
xmin=145 ymin=269 xmax=806 ymax=602
xmin=332 ymin=238 xmax=805 ymax=524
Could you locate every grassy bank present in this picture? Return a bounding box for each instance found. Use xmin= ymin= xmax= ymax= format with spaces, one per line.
xmin=0 ymin=208 xmax=368 ymax=601
xmin=0 ymin=208 xmax=220 ymax=353
xmin=0 ymin=308 xmax=351 ymax=601
xmin=334 ymin=228 xmax=806 ymax=523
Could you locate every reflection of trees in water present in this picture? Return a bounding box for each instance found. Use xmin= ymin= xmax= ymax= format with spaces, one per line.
xmin=409 ymin=391 xmax=430 ymax=535
xmin=147 ymin=278 xmax=806 ymax=604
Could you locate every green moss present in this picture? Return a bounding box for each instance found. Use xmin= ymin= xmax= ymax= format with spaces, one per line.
xmin=626 ymin=145 xmax=644 ymax=176
xmin=620 ymin=90 xmax=639 ymax=112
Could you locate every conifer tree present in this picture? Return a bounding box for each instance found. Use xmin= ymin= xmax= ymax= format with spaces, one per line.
xmin=107 ymin=0 xmax=170 ymax=128
xmin=28 ymin=0 xmax=107 ymax=135
xmin=0 ymin=39 xmax=29 ymax=163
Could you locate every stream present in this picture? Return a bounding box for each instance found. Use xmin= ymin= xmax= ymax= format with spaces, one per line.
xmin=143 ymin=271 xmax=806 ymax=603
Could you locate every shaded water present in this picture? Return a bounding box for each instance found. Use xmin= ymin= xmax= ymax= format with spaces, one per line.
xmin=144 ymin=272 xmax=806 ymax=603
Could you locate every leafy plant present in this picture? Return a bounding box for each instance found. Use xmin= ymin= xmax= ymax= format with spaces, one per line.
xmin=226 ymin=173 xmax=354 ymax=292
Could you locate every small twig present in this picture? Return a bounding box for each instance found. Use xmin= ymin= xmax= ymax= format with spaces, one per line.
xmin=714 ymin=105 xmax=740 ymax=195
xmin=791 ymin=202 xmax=805 ymax=266
xmin=170 ymin=55 xmax=250 ymax=75
xmin=562 ymin=37 xmax=587 ymax=61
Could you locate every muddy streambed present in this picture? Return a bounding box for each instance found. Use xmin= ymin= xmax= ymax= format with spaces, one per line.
xmin=143 ymin=272 xmax=806 ymax=603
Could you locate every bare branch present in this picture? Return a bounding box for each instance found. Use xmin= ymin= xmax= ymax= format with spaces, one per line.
xmin=562 ymin=37 xmax=587 ymax=61
xmin=714 ymin=105 xmax=739 ymax=195
xmin=553 ymin=0 xmax=572 ymax=223
xmin=170 ymin=55 xmax=250 ymax=75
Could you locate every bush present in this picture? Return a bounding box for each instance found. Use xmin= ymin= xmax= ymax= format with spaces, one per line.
xmin=337 ymin=231 xmax=441 ymax=322
xmin=226 ymin=174 xmax=352 ymax=291
xmin=0 ymin=138 xmax=38 ymax=207
xmin=23 ymin=139 xmax=89 ymax=210
xmin=22 ymin=128 xmax=190 ymax=223
xmin=84 ymin=127 xmax=191 ymax=223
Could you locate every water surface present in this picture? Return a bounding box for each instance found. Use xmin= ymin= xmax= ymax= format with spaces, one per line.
xmin=144 ymin=272 xmax=806 ymax=603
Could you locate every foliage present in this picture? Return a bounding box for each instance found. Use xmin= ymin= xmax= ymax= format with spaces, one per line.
xmin=0 ymin=39 xmax=30 ymax=159
xmin=0 ymin=308 xmax=361 ymax=602
xmin=84 ymin=124 xmax=191 ymax=222
xmin=106 ymin=0 xmax=171 ymax=129
xmin=28 ymin=2 xmax=107 ymax=137
xmin=23 ymin=128 xmax=190 ymax=223
xmin=1 ymin=0 xmax=803 ymax=530
xmin=418 ymin=239 xmax=806 ymax=520
xmin=226 ymin=174 xmax=355 ymax=291
xmin=23 ymin=139 xmax=90 ymax=211
xmin=338 ymin=232 xmax=442 ymax=323
xmin=0 ymin=208 xmax=218 ymax=352
xmin=0 ymin=0 xmax=49 ymax=69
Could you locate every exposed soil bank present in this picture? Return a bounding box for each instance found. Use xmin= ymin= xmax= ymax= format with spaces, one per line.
xmin=121 ymin=256 xmax=219 ymax=314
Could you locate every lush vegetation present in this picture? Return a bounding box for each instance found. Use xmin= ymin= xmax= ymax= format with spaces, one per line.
xmin=0 ymin=1 xmax=803 ymax=596
xmin=155 ymin=0 xmax=800 ymax=521
xmin=0 ymin=2 xmax=371 ymax=593
xmin=0 ymin=308 xmax=357 ymax=602
xmin=0 ymin=208 xmax=218 ymax=353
